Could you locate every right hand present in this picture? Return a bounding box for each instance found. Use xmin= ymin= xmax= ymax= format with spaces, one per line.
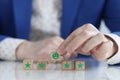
xmin=57 ymin=24 xmax=117 ymax=61
xmin=16 ymin=36 xmax=64 ymax=62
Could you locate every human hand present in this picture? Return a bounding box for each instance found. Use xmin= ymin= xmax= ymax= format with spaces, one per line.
xmin=57 ymin=24 xmax=118 ymax=61
xmin=16 ymin=36 xmax=64 ymax=62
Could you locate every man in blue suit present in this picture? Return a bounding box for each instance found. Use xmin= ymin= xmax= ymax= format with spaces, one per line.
xmin=0 ymin=0 xmax=120 ymax=64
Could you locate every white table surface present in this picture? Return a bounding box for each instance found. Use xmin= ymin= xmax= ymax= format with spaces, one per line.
xmin=0 ymin=58 xmax=120 ymax=80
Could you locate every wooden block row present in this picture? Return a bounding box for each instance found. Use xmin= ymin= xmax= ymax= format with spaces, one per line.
xmin=62 ymin=60 xmax=85 ymax=71
xmin=23 ymin=60 xmax=47 ymax=70
xmin=23 ymin=60 xmax=85 ymax=71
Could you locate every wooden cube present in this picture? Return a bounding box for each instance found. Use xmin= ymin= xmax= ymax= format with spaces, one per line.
xmin=51 ymin=51 xmax=61 ymax=62
xmin=75 ymin=60 xmax=85 ymax=71
xmin=62 ymin=61 xmax=73 ymax=70
xmin=37 ymin=61 xmax=47 ymax=70
xmin=23 ymin=59 xmax=33 ymax=70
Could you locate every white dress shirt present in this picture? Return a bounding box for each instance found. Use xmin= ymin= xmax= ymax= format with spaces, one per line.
xmin=0 ymin=0 xmax=120 ymax=65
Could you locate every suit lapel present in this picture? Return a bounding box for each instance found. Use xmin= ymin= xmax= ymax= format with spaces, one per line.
xmin=61 ymin=0 xmax=80 ymax=38
xmin=13 ymin=0 xmax=32 ymax=39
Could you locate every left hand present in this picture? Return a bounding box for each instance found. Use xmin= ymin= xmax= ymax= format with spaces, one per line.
xmin=57 ymin=24 xmax=118 ymax=61
xmin=16 ymin=36 xmax=64 ymax=62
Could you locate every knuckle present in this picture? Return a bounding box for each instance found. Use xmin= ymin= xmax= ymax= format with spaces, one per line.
xmin=98 ymin=33 xmax=105 ymax=39
xmin=84 ymin=23 xmax=94 ymax=29
xmin=71 ymin=28 xmax=82 ymax=37
xmin=83 ymin=23 xmax=99 ymax=33
xmin=97 ymin=33 xmax=107 ymax=42
xmin=82 ymin=30 xmax=91 ymax=37
xmin=71 ymin=31 xmax=78 ymax=37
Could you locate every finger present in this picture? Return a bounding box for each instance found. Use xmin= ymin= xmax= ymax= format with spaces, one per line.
xmin=91 ymin=41 xmax=113 ymax=61
xmin=57 ymin=23 xmax=99 ymax=56
xmin=57 ymin=24 xmax=88 ymax=55
xmin=63 ymin=53 xmax=71 ymax=60
xmin=70 ymin=52 xmax=77 ymax=58
xmin=76 ymin=46 xmax=90 ymax=55
xmin=66 ymin=30 xmax=98 ymax=53
xmin=81 ymin=33 xmax=108 ymax=53
xmin=57 ymin=36 xmax=74 ymax=56
xmin=82 ymin=24 xmax=99 ymax=33
xmin=52 ymin=36 xmax=64 ymax=45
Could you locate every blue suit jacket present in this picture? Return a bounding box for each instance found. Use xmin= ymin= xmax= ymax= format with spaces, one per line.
xmin=0 ymin=0 xmax=120 ymax=41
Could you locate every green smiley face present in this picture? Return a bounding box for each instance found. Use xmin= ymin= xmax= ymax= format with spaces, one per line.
xmin=52 ymin=52 xmax=60 ymax=60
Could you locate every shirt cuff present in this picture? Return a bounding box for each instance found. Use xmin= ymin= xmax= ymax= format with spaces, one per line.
xmin=105 ymin=33 xmax=120 ymax=65
xmin=0 ymin=38 xmax=26 ymax=60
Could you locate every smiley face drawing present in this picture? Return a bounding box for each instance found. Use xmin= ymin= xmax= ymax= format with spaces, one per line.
xmin=52 ymin=52 xmax=60 ymax=60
